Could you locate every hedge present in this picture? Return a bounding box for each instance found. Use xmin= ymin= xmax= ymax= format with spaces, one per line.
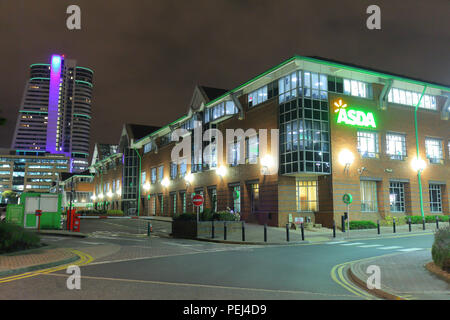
xmin=349 ymin=220 xmax=378 ymax=230
xmin=408 ymin=215 xmax=449 ymax=224
xmin=431 ymin=226 xmax=450 ymax=272
xmin=173 ymin=210 xmax=240 ymax=222
xmin=0 ymin=222 xmax=41 ymax=254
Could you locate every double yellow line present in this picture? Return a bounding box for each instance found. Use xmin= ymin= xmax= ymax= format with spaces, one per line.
xmin=330 ymin=252 xmax=408 ymax=300
xmin=0 ymin=249 xmax=93 ymax=284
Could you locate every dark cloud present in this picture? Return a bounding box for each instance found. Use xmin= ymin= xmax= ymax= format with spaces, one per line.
xmin=0 ymin=0 xmax=449 ymax=155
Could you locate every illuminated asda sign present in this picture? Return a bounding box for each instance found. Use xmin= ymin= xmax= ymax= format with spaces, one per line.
xmin=334 ymin=99 xmax=376 ymax=128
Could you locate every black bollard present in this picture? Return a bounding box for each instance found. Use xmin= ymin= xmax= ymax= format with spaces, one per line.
xmin=211 ymin=220 xmax=215 ymax=239
xmin=224 ymin=222 xmax=227 ymax=240
xmin=333 ymin=221 xmax=336 ymax=238
xmin=301 ymin=222 xmax=305 ymax=241
xmin=393 ymin=218 xmax=396 ymax=233
xmin=422 ymin=218 xmax=426 ymax=230
xmin=436 ymin=216 xmax=439 ymax=229
xmin=341 ymin=215 xmax=346 ymax=233
xmin=377 ymin=220 xmax=380 ymax=235
xmin=147 ymin=222 xmax=151 ymax=237
xmin=408 ymin=218 xmax=412 ymax=232
xmin=286 ymin=224 xmax=290 ymax=242
xmin=242 ymin=221 xmax=245 ymax=242
xmin=264 ymin=224 xmax=267 ymax=242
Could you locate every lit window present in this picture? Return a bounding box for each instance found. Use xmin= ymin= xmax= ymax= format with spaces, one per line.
xmin=296 ymin=180 xmax=317 ymax=212
xmin=429 ymin=184 xmax=442 ymax=213
xmin=360 ymin=180 xmax=378 ymax=212
xmin=425 ymin=138 xmax=443 ymax=163
xmin=357 ymin=131 xmax=379 ymax=158
xmin=386 ymin=133 xmax=406 ymax=160
xmin=389 ymin=182 xmax=405 ymax=212
xmin=246 ymin=135 xmax=259 ymax=164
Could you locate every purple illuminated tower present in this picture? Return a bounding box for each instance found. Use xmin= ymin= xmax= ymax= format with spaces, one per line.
xmin=12 ymin=55 xmax=94 ymax=173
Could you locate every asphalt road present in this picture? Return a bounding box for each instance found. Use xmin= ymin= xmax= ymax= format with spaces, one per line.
xmin=0 ymin=219 xmax=435 ymax=300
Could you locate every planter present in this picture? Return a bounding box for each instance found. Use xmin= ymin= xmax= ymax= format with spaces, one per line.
xmin=172 ymin=220 xmax=197 ymax=239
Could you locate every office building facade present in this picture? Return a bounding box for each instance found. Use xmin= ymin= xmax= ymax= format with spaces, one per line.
xmin=12 ymin=55 xmax=94 ymax=173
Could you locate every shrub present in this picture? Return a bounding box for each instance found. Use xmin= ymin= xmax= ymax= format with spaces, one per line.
xmin=0 ymin=222 xmax=41 ymax=254
xmin=106 ymin=210 xmax=123 ymax=216
xmin=407 ymin=215 xmax=449 ymax=224
xmin=173 ymin=213 xmax=196 ymax=221
xmin=212 ymin=211 xmax=240 ymax=221
xmin=381 ymin=215 xmax=407 ymax=226
xmin=431 ymin=226 xmax=450 ymax=272
xmin=200 ymin=208 xmax=214 ymax=221
xmin=349 ymin=220 xmax=377 ymax=230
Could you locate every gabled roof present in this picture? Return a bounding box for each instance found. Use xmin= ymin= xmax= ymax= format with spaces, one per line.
xmin=126 ymin=124 xmax=161 ymax=141
xmin=198 ymin=86 xmax=229 ymax=102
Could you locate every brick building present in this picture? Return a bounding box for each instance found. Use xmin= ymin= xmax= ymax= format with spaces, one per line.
xmin=91 ymin=56 xmax=450 ymax=227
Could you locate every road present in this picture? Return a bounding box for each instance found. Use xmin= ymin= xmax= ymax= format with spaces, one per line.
xmin=0 ymin=219 xmax=435 ymax=300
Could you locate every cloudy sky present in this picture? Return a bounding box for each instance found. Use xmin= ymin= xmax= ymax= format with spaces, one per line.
xmin=0 ymin=0 xmax=449 ymax=154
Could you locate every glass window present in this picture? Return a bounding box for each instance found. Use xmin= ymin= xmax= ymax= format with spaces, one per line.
xmin=151 ymin=168 xmax=157 ymax=184
xmin=171 ymin=193 xmax=177 ymax=215
xmin=425 ymin=138 xmax=443 ymax=163
xmin=144 ymin=143 xmax=152 ymax=154
xmin=180 ymin=192 xmax=186 ymax=213
xmin=387 ymin=88 xmax=437 ymax=110
xmin=429 ymin=184 xmax=442 ymax=213
xmin=232 ymin=185 xmax=241 ymax=213
xmin=158 ymin=165 xmax=164 ymax=181
xmin=141 ymin=171 xmax=146 ymax=184
xmin=389 ymin=182 xmax=405 ymax=212
xmin=360 ymin=180 xmax=378 ymax=212
xmin=228 ymin=140 xmax=241 ymax=166
xmin=296 ymin=180 xmax=317 ymax=212
xmin=357 ymin=131 xmax=379 ymax=158
xmin=386 ymin=133 xmax=406 ymax=160
xmin=170 ymin=163 xmax=177 ymax=179
xmin=180 ymin=159 xmax=187 ymax=177
xmin=246 ymin=135 xmax=259 ymax=164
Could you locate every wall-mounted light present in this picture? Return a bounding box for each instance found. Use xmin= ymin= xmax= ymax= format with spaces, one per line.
xmin=216 ymin=165 xmax=227 ymax=177
xmin=91 ymin=195 xmax=96 ymax=201
xmin=107 ymin=191 xmax=113 ymax=198
xmin=98 ymin=193 xmax=104 ymax=199
xmin=411 ymin=158 xmax=426 ymax=172
xmin=338 ymin=149 xmax=354 ymax=173
xmin=185 ymin=173 xmax=194 ymax=185
xmin=161 ymin=178 xmax=170 ymax=188
xmin=260 ymin=154 xmax=275 ymax=175
xmin=143 ymin=182 xmax=150 ymax=191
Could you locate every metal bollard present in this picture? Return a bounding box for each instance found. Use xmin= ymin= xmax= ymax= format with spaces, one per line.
xmin=408 ymin=218 xmax=412 ymax=232
xmin=211 ymin=220 xmax=215 ymax=239
xmin=242 ymin=221 xmax=245 ymax=242
xmin=393 ymin=218 xmax=396 ymax=233
xmin=377 ymin=220 xmax=380 ymax=235
xmin=264 ymin=224 xmax=267 ymax=242
xmin=436 ymin=216 xmax=439 ymax=229
xmin=422 ymin=218 xmax=426 ymax=230
xmin=286 ymin=224 xmax=290 ymax=242
xmin=341 ymin=215 xmax=346 ymax=233
xmin=224 ymin=222 xmax=227 ymax=240
xmin=301 ymin=222 xmax=305 ymax=241
xmin=333 ymin=221 xmax=336 ymax=238
xmin=147 ymin=222 xmax=151 ymax=237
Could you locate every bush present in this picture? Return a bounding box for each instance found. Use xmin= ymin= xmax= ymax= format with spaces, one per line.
xmin=200 ymin=208 xmax=214 ymax=221
xmin=0 ymin=222 xmax=41 ymax=254
xmin=106 ymin=210 xmax=124 ymax=216
xmin=431 ymin=226 xmax=450 ymax=272
xmin=212 ymin=211 xmax=240 ymax=221
xmin=407 ymin=215 xmax=449 ymax=224
xmin=173 ymin=213 xmax=197 ymax=221
xmin=381 ymin=215 xmax=407 ymax=226
xmin=349 ymin=220 xmax=378 ymax=230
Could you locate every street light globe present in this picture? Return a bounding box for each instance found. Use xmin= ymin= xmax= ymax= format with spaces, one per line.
xmin=107 ymin=191 xmax=113 ymax=198
xmin=260 ymin=154 xmax=274 ymax=168
xmin=339 ymin=149 xmax=354 ymax=166
xmin=143 ymin=182 xmax=150 ymax=191
xmin=411 ymin=158 xmax=426 ymax=172
xmin=185 ymin=173 xmax=194 ymax=184
xmin=91 ymin=195 xmax=96 ymax=201
xmin=216 ymin=165 xmax=227 ymax=177
xmin=161 ymin=178 xmax=170 ymax=187
xmin=98 ymin=193 xmax=104 ymax=199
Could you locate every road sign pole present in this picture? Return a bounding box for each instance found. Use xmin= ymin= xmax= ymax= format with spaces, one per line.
xmin=347 ymin=204 xmax=350 ymax=238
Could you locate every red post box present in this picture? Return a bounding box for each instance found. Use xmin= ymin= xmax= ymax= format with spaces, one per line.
xmin=35 ymin=210 xmax=42 ymax=230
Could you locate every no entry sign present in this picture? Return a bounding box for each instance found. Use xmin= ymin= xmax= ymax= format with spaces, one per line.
xmin=192 ymin=194 xmax=204 ymax=207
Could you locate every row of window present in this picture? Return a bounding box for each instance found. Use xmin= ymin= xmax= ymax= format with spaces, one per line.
xmin=387 ymin=88 xmax=436 ymax=110
xmin=357 ymin=131 xmax=449 ymax=162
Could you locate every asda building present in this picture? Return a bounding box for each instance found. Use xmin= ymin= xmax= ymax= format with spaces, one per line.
xmin=92 ymin=55 xmax=450 ymax=227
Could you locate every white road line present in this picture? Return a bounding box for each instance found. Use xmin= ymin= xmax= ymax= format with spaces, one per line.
xmin=326 ymin=241 xmax=347 ymax=244
xmin=376 ymin=246 xmax=403 ymax=250
xmin=397 ymin=248 xmax=423 ymax=252
xmin=79 ymin=241 xmax=104 ymax=245
xmin=358 ymin=244 xmax=383 ymax=248
xmin=340 ymin=242 xmax=365 ymax=246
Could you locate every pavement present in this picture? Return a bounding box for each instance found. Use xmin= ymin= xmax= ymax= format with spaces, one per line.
xmin=196 ymin=221 xmax=446 ymax=244
xmin=348 ymin=250 xmax=450 ymax=300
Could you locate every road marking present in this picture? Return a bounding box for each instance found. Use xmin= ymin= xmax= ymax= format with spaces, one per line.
xmin=376 ymin=246 xmax=403 ymax=250
xmin=397 ymin=248 xmax=423 ymax=252
xmin=79 ymin=241 xmax=104 ymax=245
xmin=0 ymin=249 xmax=94 ymax=284
xmin=42 ymin=273 xmax=357 ymax=298
xmin=326 ymin=241 xmax=348 ymax=244
xmin=340 ymin=242 xmax=365 ymax=246
xmin=358 ymin=244 xmax=383 ymax=248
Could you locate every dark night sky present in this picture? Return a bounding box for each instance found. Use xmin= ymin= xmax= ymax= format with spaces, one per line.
xmin=0 ymin=0 xmax=449 ymax=157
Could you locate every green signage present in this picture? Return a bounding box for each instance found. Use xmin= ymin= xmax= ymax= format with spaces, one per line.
xmin=334 ymin=99 xmax=376 ymax=128
xmin=342 ymin=193 xmax=353 ymax=204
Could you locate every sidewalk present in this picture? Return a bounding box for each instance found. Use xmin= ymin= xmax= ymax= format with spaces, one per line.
xmin=349 ymin=250 xmax=450 ymax=300
xmin=0 ymin=246 xmax=79 ymax=276
xmin=196 ymin=222 xmax=444 ymax=245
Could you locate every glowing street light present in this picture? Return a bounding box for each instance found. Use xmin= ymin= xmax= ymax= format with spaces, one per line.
xmin=216 ymin=165 xmax=227 ymax=177
xmin=338 ymin=149 xmax=354 ymax=167
xmin=185 ymin=173 xmax=194 ymax=184
xmin=161 ymin=178 xmax=170 ymax=187
xmin=411 ymin=158 xmax=426 ymax=172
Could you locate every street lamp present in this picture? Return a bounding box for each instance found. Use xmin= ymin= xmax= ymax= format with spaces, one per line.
xmin=338 ymin=149 xmax=354 ymax=173
xmin=412 ymin=157 xmax=426 ymax=218
xmin=216 ymin=165 xmax=227 ymax=177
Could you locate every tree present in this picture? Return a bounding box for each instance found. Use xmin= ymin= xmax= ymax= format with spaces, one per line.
xmin=2 ymin=190 xmax=18 ymax=204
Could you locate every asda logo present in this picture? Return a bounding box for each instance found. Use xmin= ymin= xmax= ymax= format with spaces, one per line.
xmin=334 ymin=99 xmax=377 ymax=128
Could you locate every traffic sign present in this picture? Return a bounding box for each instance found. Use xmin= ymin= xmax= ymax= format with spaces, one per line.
xmin=192 ymin=194 xmax=204 ymax=207
xmin=342 ymin=193 xmax=353 ymax=204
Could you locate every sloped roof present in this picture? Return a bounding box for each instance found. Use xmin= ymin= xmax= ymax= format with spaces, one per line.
xmin=126 ymin=124 xmax=161 ymax=141
xmin=199 ymin=86 xmax=229 ymax=102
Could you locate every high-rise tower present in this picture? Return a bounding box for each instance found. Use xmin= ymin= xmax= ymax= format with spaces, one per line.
xmin=12 ymin=55 xmax=94 ymax=173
